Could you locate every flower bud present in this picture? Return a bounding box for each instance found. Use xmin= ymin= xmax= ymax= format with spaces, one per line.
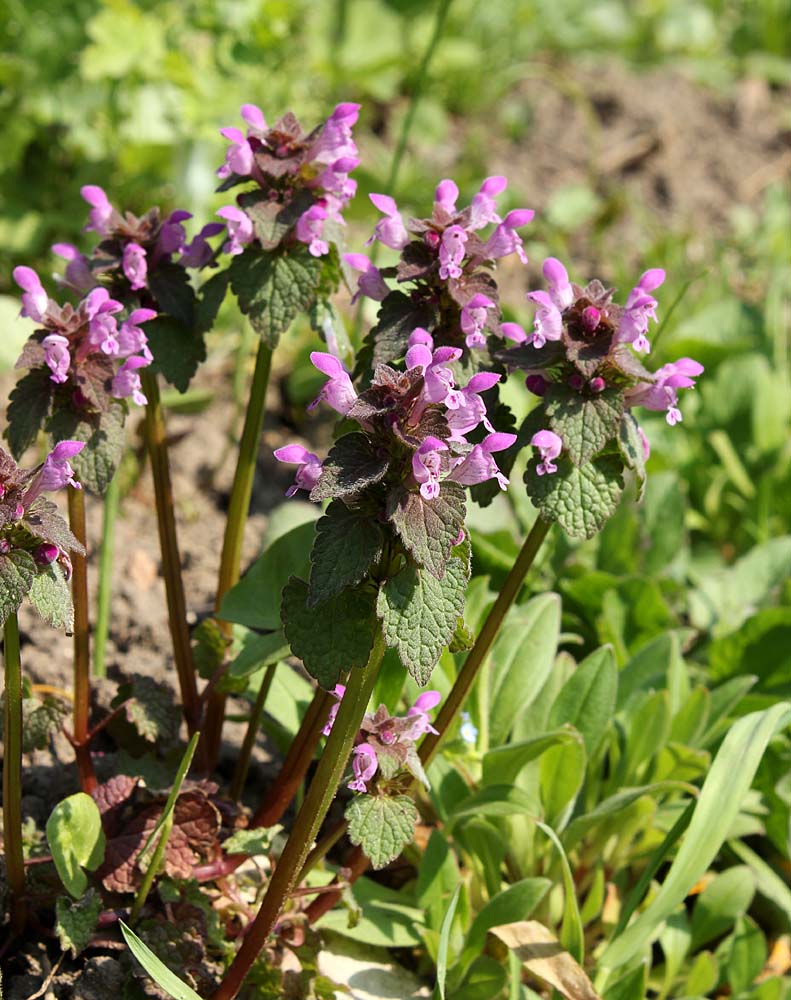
xmin=568 ymin=374 xmax=584 ymax=391
xmin=526 ymin=374 xmax=548 ymax=396
xmin=582 ymin=306 xmax=601 ymax=331
xmin=34 ymin=543 xmax=59 ymax=566
xmin=589 ymin=376 xmax=606 ymax=393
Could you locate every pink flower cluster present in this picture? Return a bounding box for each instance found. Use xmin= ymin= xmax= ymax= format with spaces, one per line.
xmin=323 ymin=688 xmax=441 ymax=794
xmin=55 ymin=186 xmax=223 ymax=293
xmin=275 ymin=336 xmax=515 ymax=500
xmin=12 ymin=268 xmax=156 ymax=407
xmin=351 ymin=176 xmax=533 ymax=351
xmin=215 ymin=102 xmax=361 ymax=257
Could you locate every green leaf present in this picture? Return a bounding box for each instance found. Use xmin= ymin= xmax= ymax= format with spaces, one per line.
xmin=724 ymin=915 xmax=767 ymax=994
xmin=282 ymin=576 xmax=377 ymax=688
xmin=563 ymin=782 xmax=696 ymax=851
xmin=226 ymin=629 xmax=288 ymax=683
xmin=114 ymin=676 xmax=182 ymax=745
xmin=356 ymin=290 xmax=437 ymax=375
xmin=145 ymin=316 xmax=206 ymax=393
xmin=488 ymin=594 xmax=561 ymax=747
xmin=316 ymin=875 xmax=424 ymax=947
xmin=6 ymin=367 xmax=53 ymax=458
xmin=448 ymin=785 xmax=539 ymax=824
xmin=46 ymin=792 xmax=106 ymax=898
xmin=539 ymin=733 xmax=586 ymax=829
xmin=310 ymin=431 xmax=390 ymax=502
xmin=534 ymin=820 xmax=585 ymax=963
xmin=437 ymin=884 xmax=462 ymax=1000
xmin=238 ymin=189 xmax=313 ymax=250
xmin=387 ymin=481 xmax=465 ymax=579
xmin=29 ymin=563 xmax=73 ymax=631
xmin=229 ymin=245 xmax=321 ymax=346
xmin=548 ymin=645 xmax=617 ymax=757
xmin=56 ymin=889 xmax=102 ymax=956
xmin=690 ymin=866 xmax=755 ymax=952
xmin=617 ymin=412 xmax=647 ymax=501
xmin=194 ymin=269 xmax=230 ymax=334
xmin=309 ymin=501 xmax=384 ymax=605
xmin=120 ymin=921 xmax=203 ymax=1000
xmin=545 ymin=383 xmax=624 ymax=466
xmin=602 ymin=962 xmax=647 ymax=1000
xmin=47 ymin=405 xmax=126 ymax=495
xmin=526 ymin=455 xmax=624 ymax=540
xmin=599 ymin=702 xmax=791 ymax=975
xmin=222 ymin=826 xmax=280 ymax=857
xmin=377 ymin=558 xmax=466 ymax=685
xmin=22 ymin=694 xmax=68 ymax=752
xmin=709 ymin=607 xmax=791 ymax=695
xmin=346 ymin=794 xmax=419 ymax=869
xmin=482 ymin=730 xmax=581 ymax=786
xmin=219 ymin=518 xmax=316 ymax=630
xmin=465 ymin=879 xmax=551 ymax=955
xmin=0 ymin=549 xmax=36 ymax=628
xmin=147 ymin=262 xmax=196 ymax=329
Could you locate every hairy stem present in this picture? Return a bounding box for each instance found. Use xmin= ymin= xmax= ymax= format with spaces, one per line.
xmin=205 ymin=339 xmax=273 ymax=772
xmin=68 ymin=487 xmax=96 ymax=794
xmin=141 ymin=369 xmax=200 ymax=738
xmin=230 ymin=661 xmax=278 ymax=802
xmin=251 ymin=687 xmax=333 ymax=828
xmin=304 ymin=518 xmax=551 ymax=923
xmin=3 ymin=613 xmax=27 ymax=931
xmin=212 ymin=632 xmax=385 ymax=1000
xmin=93 ymin=466 xmax=121 ymax=678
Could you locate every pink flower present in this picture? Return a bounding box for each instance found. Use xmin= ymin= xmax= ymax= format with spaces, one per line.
xmin=448 ymin=432 xmax=516 ymax=490
xmin=158 ymin=210 xmax=192 ymax=255
xmin=180 ymin=223 xmax=225 ymax=269
xmin=434 ymin=178 xmax=459 ymax=214
xmin=322 ymin=683 xmax=346 ymax=737
xmin=34 ymin=543 xmax=59 ymax=567
xmin=348 ymin=742 xmax=378 ymax=793
xmin=542 ymin=258 xmax=574 ymax=309
xmin=274 ymin=444 xmax=323 ymax=497
xmin=412 ymin=437 xmax=448 ymax=500
xmin=309 ymin=352 xmax=357 ymax=415
xmin=217 ymin=126 xmax=255 ymax=180
xmin=117 ymin=309 xmax=156 ymax=361
xmin=24 ymin=441 xmax=86 ymax=505
xmin=460 ymin=293 xmax=496 ymax=350
xmin=438 ymin=225 xmax=468 ymax=280
xmin=405 ymin=691 xmax=441 ymax=738
xmin=531 ymin=429 xmax=563 ymax=476
xmin=52 ymin=244 xmax=95 ymax=292
xmin=405 ymin=343 xmax=461 ymax=413
xmin=122 ymin=242 xmax=148 ymax=291
xmin=112 ymin=356 xmax=150 ymax=406
xmin=311 ymin=103 xmax=360 ymax=164
xmin=617 ymin=269 xmax=666 ymax=353
xmin=499 ymin=321 xmax=528 ymax=344
xmin=81 ymin=185 xmax=115 ymax=235
xmin=408 ymin=327 xmax=434 ymax=350
xmin=367 ymin=194 xmax=409 ymax=250
xmin=216 ymin=206 xmax=254 ymax=256
xmin=13 ymin=266 xmax=49 ymax=323
xmin=526 ymin=290 xmax=563 ymax=348
xmin=295 ymin=203 xmax=330 ymax=257
xmin=41 ymin=334 xmax=71 ymax=384
xmin=484 ymin=209 xmax=533 ymax=264
xmin=468 ymin=175 xmax=506 ymax=230
xmin=625 ymin=357 xmax=703 ymax=425
xmin=241 ymin=103 xmax=267 ymax=134
xmin=445 ymin=372 xmax=500 ymax=441
xmin=344 ymin=253 xmax=389 ymax=303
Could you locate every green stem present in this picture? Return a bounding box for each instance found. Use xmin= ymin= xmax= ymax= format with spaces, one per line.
xmin=68 ymin=487 xmax=96 ymax=794
xmin=251 ymin=687 xmax=333 ymax=828
xmin=205 ymin=339 xmax=273 ymax=772
xmin=212 ymin=631 xmax=385 ymax=1000
xmin=140 ymin=370 xmax=200 ymax=738
xmin=303 ymin=519 xmax=551 ymax=924
xmin=3 ymin=612 xmax=26 ymax=931
xmin=230 ymin=661 xmax=277 ymax=803
xmin=129 ymin=814 xmax=173 ymax=925
xmin=93 ymin=467 xmax=121 ymax=679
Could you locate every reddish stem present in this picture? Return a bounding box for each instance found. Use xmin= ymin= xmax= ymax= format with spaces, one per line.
xmin=68 ymin=488 xmax=97 ymax=794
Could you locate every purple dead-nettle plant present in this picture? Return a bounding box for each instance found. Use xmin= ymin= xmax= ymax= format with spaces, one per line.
xmin=499 ymin=257 xmax=703 ymax=538
xmin=349 ymin=175 xmax=533 ymax=375
xmin=0 ymin=441 xmax=85 ymax=629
